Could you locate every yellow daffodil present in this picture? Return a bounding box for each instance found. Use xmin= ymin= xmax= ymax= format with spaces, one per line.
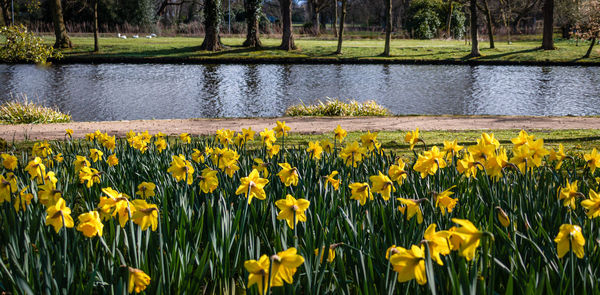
xmin=314 ymin=246 xmax=336 ymax=263
xmin=167 ymin=154 xmax=194 ymax=185
xmin=274 ymin=194 xmax=310 ymax=229
xmin=89 ymin=149 xmax=103 ymax=163
xmin=242 ymin=127 xmax=256 ymax=143
xmin=245 ymin=254 xmax=278 ymax=294
xmin=179 ymin=133 xmax=191 ymax=144
xmin=273 ymin=121 xmax=291 ymax=137
xmin=496 ymin=207 xmax=510 ymax=228
xmin=554 ymin=224 xmax=585 ymax=259
xmin=457 ymin=152 xmax=479 ymax=178
xmin=349 ymin=182 xmax=372 ymax=206
xmin=511 ymin=130 xmax=534 ymax=148
xmin=388 ymin=158 xmax=407 ymax=185
xmin=76 ymin=211 xmax=104 ymax=238
xmin=321 ymin=139 xmax=334 ymax=153
xmin=0 ymin=173 xmax=17 ymax=203
xmin=65 ymin=128 xmax=73 ymax=138
xmin=253 ymin=158 xmax=270 ymax=177
xmin=98 ymin=187 xmax=134 ymax=227
xmin=584 ymin=148 xmax=600 ymax=174
xmin=14 ymin=186 xmax=33 ymax=212
xmin=558 ymin=180 xmax=580 ymax=209
xmin=38 ymin=182 xmax=62 ymax=207
xmin=73 ymin=155 xmax=90 ymax=172
xmin=260 ymin=128 xmax=277 ymax=146
xmin=325 ymin=171 xmax=340 ymax=190
xmin=128 ymin=267 xmax=151 ymax=294
xmin=404 ymin=128 xmax=420 ymax=150
xmin=216 ymin=129 xmax=235 ymax=146
xmin=131 ymin=199 xmax=158 ymax=231
xmin=45 ymin=198 xmax=74 ymax=233
xmin=1 ymin=153 xmax=17 ymax=170
xmin=581 ymin=189 xmax=600 ymax=218
xmin=306 ymin=141 xmax=323 ymax=160
xmin=198 ymin=168 xmax=219 ymax=193
xmin=484 ymin=148 xmax=508 ymax=180
xmin=271 ymin=247 xmax=304 ymax=284
xmin=339 ymin=141 xmax=366 ymax=167
xmin=32 ymin=141 xmax=53 ymax=158
xmin=135 ymin=182 xmax=156 ymax=198
xmin=334 ymin=125 xmax=347 ymax=143
xmin=103 ymin=135 xmax=116 ymax=151
xmin=451 ymin=218 xmax=483 ymax=261
xmin=235 ymin=169 xmax=269 ymax=204
xmin=423 ymin=223 xmax=451 ymax=265
xmin=389 ymin=245 xmax=427 ymax=285
xmin=396 ymin=197 xmax=423 ymax=224
xmin=191 ymin=149 xmax=205 ymax=163
xmin=266 ymin=143 xmax=281 ymax=158
xmin=435 ymin=186 xmax=458 ymax=216
xmin=277 ymin=163 xmax=299 ymax=187
xmin=549 ymin=144 xmax=567 ymax=169
xmin=386 ymin=245 xmax=406 ymax=260
xmin=53 ymin=153 xmax=64 ymax=163
xmin=25 ymin=157 xmax=46 ymax=181
xmin=79 ymin=166 xmax=101 ymax=188
xmin=370 ymin=171 xmax=395 ymax=201
xmin=443 ymin=139 xmax=463 ymax=159
xmin=360 ymin=131 xmax=381 ymax=152
xmin=154 ymin=137 xmax=167 ymax=153
xmin=413 ymin=146 xmax=447 ymax=178
xmin=106 ymin=154 xmax=118 ymax=167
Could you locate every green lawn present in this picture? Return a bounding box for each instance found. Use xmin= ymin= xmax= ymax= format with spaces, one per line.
xmin=44 ymin=36 xmax=600 ymax=64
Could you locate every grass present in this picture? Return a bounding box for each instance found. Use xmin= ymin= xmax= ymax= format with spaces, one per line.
xmin=285 ymin=98 xmax=391 ymax=117
xmin=0 ymin=96 xmax=71 ymax=124
xmin=33 ymin=35 xmax=600 ymax=64
xmin=1 ymin=126 xmax=600 ymax=294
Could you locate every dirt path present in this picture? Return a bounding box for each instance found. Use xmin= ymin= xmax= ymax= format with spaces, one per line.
xmin=2 ymin=116 xmax=600 ymax=141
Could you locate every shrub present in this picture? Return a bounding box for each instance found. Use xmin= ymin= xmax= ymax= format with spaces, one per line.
xmin=285 ymin=98 xmax=391 ymax=117
xmin=0 ymin=96 xmax=71 ymax=124
xmin=0 ymin=25 xmax=62 ymax=63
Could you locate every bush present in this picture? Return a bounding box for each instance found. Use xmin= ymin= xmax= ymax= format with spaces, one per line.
xmin=0 ymin=95 xmax=71 ymax=124
xmin=406 ymin=0 xmax=443 ymax=39
xmin=285 ymin=98 xmax=391 ymax=117
xmin=0 ymin=25 xmax=62 ymax=63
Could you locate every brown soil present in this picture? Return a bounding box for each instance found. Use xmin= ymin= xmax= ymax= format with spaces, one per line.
xmin=2 ymin=115 xmax=600 ymax=141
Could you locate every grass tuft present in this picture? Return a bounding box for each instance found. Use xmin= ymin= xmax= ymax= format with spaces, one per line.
xmin=285 ymin=98 xmax=391 ymax=116
xmin=0 ymin=95 xmax=71 ymax=124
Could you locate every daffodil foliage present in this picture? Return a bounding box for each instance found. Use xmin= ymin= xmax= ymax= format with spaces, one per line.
xmin=1 ymin=127 xmax=600 ymax=294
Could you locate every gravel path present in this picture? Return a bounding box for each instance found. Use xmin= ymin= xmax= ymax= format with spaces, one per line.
xmin=2 ymin=116 xmax=600 ymax=141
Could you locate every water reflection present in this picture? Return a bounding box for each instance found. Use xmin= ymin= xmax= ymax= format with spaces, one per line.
xmin=0 ymin=63 xmax=599 ymax=121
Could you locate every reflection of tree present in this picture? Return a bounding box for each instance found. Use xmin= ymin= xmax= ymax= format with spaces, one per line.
xmin=200 ymin=65 xmax=223 ymax=118
xmin=243 ymin=64 xmax=261 ymax=117
xmin=0 ymin=65 xmax=14 ymax=103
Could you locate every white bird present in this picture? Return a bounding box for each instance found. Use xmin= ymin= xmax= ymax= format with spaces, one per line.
xmin=117 ymin=33 xmax=121 ymax=38
xmin=120 ymin=35 xmax=127 ymax=39
xmin=150 ymin=33 xmax=157 ymax=37
xmin=133 ymin=35 xmax=139 ymax=39
xmin=146 ymin=35 xmax=152 ymax=39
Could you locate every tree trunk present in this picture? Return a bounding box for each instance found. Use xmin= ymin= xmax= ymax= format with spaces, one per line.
xmin=332 ymin=0 xmax=337 ymax=37
xmin=335 ymin=0 xmax=347 ymax=54
xmin=93 ymin=0 xmax=99 ymax=52
xmin=585 ymin=37 xmax=596 ymax=58
xmin=382 ymin=0 xmax=392 ymax=56
xmin=446 ymin=0 xmax=453 ymax=38
xmin=541 ymin=0 xmax=554 ymax=50
xmin=1 ymin=0 xmax=11 ymax=26
xmin=243 ymin=0 xmax=262 ymax=48
xmin=469 ymin=0 xmax=480 ymax=56
xmin=313 ymin=10 xmax=320 ymax=35
xmin=482 ymin=0 xmax=494 ymax=48
xmin=200 ymin=0 xmax=223 ymax=51
xmin=51 ymin=0 xmax=72 ymax=49
xmin=279 ymin=0 xmax=296 ymax=50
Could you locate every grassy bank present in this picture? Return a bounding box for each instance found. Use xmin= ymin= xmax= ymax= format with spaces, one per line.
xmin=42 ymin=36 xmax=600 ymax=64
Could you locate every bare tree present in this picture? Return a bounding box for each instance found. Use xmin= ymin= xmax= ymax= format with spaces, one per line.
xmin=243 ymin=0 xmax=262 ymax=48
xmin=51 ymin=0 xmax=72 ymax=48
xmin=574 ymin=0 xmax=600 ymax=57
xmin=280 ymin=0 xmax=296 ymax=50
xmin=332 ymin=0 xmax=338 ymax=37
xmin=335 ymin=0 xmax=347 ymax=54
xmin=542 ymin=0 xmax=555 ymax=49
xmin=200 ymin=0 xmax=224 ymax=51
xmin=1 ymin=0 xmax=11 ymax=26
xmin=307 ymin=0 xmax=329 ymax=35
xmin=478 ymin=0 xmax=495 ymax=48
xmin=382 ymin=0 xmax=392 ymax=56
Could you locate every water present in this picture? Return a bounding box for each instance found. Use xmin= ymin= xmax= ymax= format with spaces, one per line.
xmin=1 ymin=63 xmax=599 ymax=121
